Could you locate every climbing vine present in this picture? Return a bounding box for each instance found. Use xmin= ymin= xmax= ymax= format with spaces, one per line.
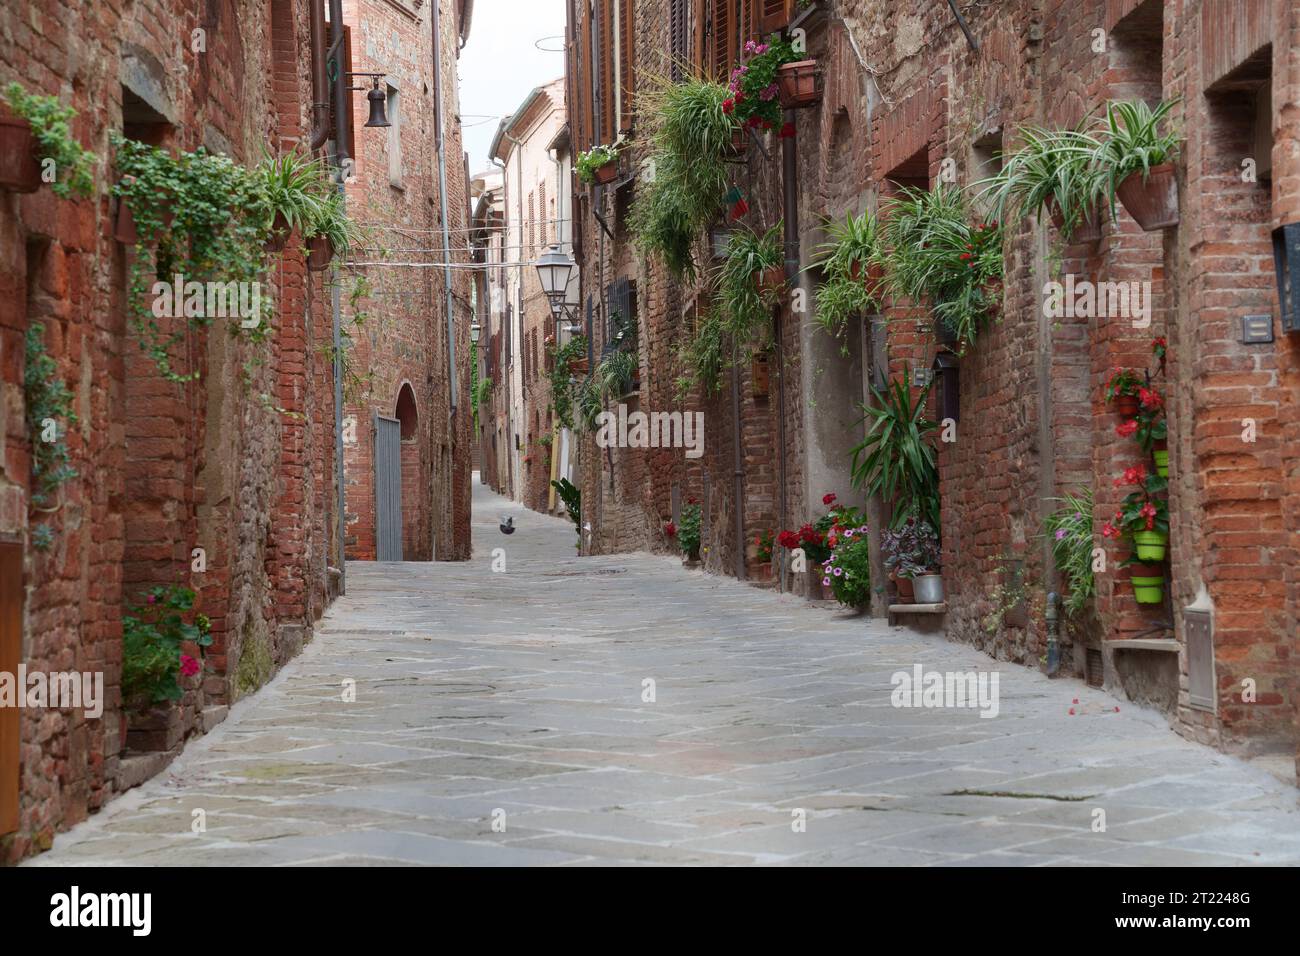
xmin=24 ymin=322 xmax=78 ymax=549
xmin=3 ymin=82 xmax=96 ymax=199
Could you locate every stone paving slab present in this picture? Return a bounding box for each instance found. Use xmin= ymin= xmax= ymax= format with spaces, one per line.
xmin=27 ymin=479 xmax=1300 ymax=867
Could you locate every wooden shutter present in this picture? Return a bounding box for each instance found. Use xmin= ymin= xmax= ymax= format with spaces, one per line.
xmin=694 ymin=0 xmax=708 ymax=72
xmin=327 ymin=23 xmax=355 ymax=162
xmin=741 ymin=0 xmax=754 ymax=44
xmin=756 ymin=0 xmax=794 ymax=33
xmin=619 ymin=0 xmax=635 ymax=131
xmin=0 ymin=541 xmax=20 ymax=837
xmin=582 ymin=9 xmax=595 ymax=150
xmin=599 ymin=0 xmax=616 ymax=144
xmin=669 ymin=0 xmax=688 ymax=81
xmin=711 ymin=0 xmax=732 ymax=81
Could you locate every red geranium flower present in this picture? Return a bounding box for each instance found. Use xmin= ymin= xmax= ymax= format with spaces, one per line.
xmin=779 ymin=121 xmax=795 ymax=138
xmin=823 ymin=493 xmax=837 ymax=506
xmin=1116 ymin=419 xmax=1138 ymax=438
xmin=180 ymin=654 xmax=200 ymax=678
xmin=664 ymin=522 xmax=677 ymax=537
xmin=722 ymin=98 xmax=735 ymax=114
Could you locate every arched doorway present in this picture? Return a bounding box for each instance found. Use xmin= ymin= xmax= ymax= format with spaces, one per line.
xmin=394 ymin=383 xmax=425 ymax=560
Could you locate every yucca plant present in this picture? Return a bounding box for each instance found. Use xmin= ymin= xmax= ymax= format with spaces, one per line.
xmin=882 ymin=185 xmax=1003 ymax=349
xmin=977 ymin=123 xmax=1108 ymax=240
xmin=848 ymin=367 xmax=940 ymax=530
xmin=717 ymin=222 xmax=782 ymax=341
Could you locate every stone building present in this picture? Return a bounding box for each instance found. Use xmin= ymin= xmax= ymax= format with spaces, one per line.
xmin=338 ymin=0 xmax=475 ymax=563
xmin=564 ymin=0 xmax=1300 ymax=780
xmin=0 ymin=0 xmax=473 ymax=864
xmin=470 ymin=168 xmax=506 ymax=491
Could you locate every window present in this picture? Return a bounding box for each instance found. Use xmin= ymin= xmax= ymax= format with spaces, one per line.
xmin=528 ymin=191 xmax=536 ymax=258
xmin=669 ymin=0 xmax=688 ymax=81
xmin=604 ymin=277 xmax=638 ymax=353
xmin=618 ymin=0 xmax=635 ymax=131
xmin=387 ymin=85 xmax=403 ymax=188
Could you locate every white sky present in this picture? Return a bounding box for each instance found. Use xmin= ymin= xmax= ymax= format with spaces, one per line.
xmin=458 ymin=0 xmax=568 ymax=177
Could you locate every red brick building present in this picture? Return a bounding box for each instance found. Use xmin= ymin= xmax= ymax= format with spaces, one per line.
xmin=565 ymin=0 xmax=1300 ymax=779
xmin=0 ymin=0 xmax=473 ymax=864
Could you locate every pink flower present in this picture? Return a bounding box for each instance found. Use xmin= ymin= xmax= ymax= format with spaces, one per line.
xmin=822 ymin=577 xmax=831 ymax=587
xmin=180 ymin=654 xmax=200 ymax=677
xmin=760 ymin=83 xmax=779 ymax=101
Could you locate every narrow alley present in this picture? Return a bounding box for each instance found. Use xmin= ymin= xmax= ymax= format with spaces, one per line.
xmin=27 ymin=479 xmax=1300 ymax=867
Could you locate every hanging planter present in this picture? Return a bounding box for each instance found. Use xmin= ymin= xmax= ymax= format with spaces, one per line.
xmin=567 ymin=355 xmax=589 ymax=375
xmin=576 ymin=144 xmax=622 ymax=187
xmin=755 ymin=265 xmax=785 ymax=295
xmin=1046 ymin=196 xmax=1104 ymax=243
xmin=1152 ymin=438 xmax=1169 ymax=477
xmin=1132 ymin=529 xmax=1168 ymax=562
xmin=1116 ymin=163 xmax=1179 ymax=231
xmin=113 ymin=196 xmax=139 ymax=245
xmin=1115 ymin=394 xmax=1140 ymax=418
xmin=1129 ymin=563 xmax=1165 ymax=604
xmin=307 ymin=233 xmax=334 ymax=272
xmin=593 ymin=160 xmax=620 ymax=185
xmin=776 ymin=60 xmax=821 ymax=109
xmin=264 ymin=211 xmax=292 ymax=253
xmin=0 ymin=102 xmax=40 ymax=193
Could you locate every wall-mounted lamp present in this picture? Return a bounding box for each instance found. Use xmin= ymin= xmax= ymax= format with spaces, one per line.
xmin=1270 ymin=222 xmax=1300 ymax=333
xmin=534 ymin=245 xmax=582 ymax=333
xmin=932 ymin=351 xmax=960 ymax=423
xmin=470 ymin=321 xmax=481 ymax=344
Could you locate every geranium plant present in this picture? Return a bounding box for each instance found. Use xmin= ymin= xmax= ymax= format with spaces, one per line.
xmin=1102 ymin=368 xmax=1144 ymax=403
xmin=754 ymin=530 xmax=774 ymax=564
xmin=1102 ymin=466 xmax=1169 ymax=539
xmin=725 ymin=37 xmax=799 ymax=132
xmin=576 ymin=143 xmax=621 ymax=184
xmin=677 ymin=501 xmax=702 ymax=558
xmin=121 ymin=585 xmax=212 ymax=710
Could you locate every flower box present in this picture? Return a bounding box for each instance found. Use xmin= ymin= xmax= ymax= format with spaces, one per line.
xmin=0 ymin=103 xmax=40 ymax=193
xmin=593 ymin=159 xmax=620 ymax=185
xmin=1116 ymin=162 xmax=1179 ymax=231
xmin=776 ymin=60 xmax=821 ymax=109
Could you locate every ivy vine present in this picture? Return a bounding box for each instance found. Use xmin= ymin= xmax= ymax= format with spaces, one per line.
xmin=24 ymin=322 xmax=78 ymax=549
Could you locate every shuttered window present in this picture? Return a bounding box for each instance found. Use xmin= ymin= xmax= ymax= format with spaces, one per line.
xmin=600 ymin=0 xmax=616 ymax=144
xmin=583 ymin=9 xmax=595 ymax=150
xmin=618 ymin=0 xmax=635 ymax=131
xmin=710 ymin=0 xmax=732 ymax=81
xmin=756 ymin=0 xmax=795 ymax=33
xmin=669 ymin=0 xmax=688 ymax=81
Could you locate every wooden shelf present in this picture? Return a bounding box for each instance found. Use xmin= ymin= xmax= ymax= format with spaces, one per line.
xmin=888 ymin=603 xmax=947 ymax=614
xmin=1109 ymin=638 xmax=1179 ymax=653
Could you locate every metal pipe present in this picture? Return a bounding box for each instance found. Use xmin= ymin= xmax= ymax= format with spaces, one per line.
xmin=730 ymin=339 xmax=745 ymax=581
xmin=433 ymin=0 xmax=458 ymax=412
xmin=308 ymin=0 xmax=329 ymax=150
xmin=1045 ymin=591 xmax=1060 ymax=676
xmin=778 ymin=106 xmax=800 ymax=591
xmin=328 ymin=0 xmax=352 ymax=166
xmin=330 ymin=171 xmax=347 ymax=595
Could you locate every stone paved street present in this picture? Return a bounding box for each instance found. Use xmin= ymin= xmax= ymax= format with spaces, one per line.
xmin=30 ymin=480 xmax=1300 ymax=866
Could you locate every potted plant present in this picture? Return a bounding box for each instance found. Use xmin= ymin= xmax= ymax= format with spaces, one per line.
xmin=1103 ymin=368 xmax=1144 ymax=419
xmin=677 ymin=500 xmax=702 ymax=565
xmin=779 ymin=494 xmax=860 ymax=601
xmin=1099 ymin=99 xmax=1182 ymax=231
xmin=726 ymin=37 xmax=805 ymax=133
xmin=1103 ymin=465 xmax=1170 ymax=562
xmin=596 ymin=348 xmax=638 ymax=400
xmin=979 ymin=123 xmax=1108 ymax=243
xmin=718 ymin=222 xmax=783 ymax=341
xmin=1125 ymin=560 xmax=1166 ymax=604
xmin=304 ymin=187 xmax=356 ymax=272
xmin=121 ymin=584 xmax=212 ymax=748
xmin=1131 ymin=388 xmax=1168 ymax=477
xmin=753 ymin=530 xmax=774 ymax=581
xmin=809 ymin=209 xmax=885 ymax=342
xmin=1044 ymin=489 xmax=1096 ymax=617
xmin=256 ymin=149 xmax=329 ymax=253
xmin=576 ymin=143 xmax=621 ymax=186
xmin=849 ymin=368 xmax=941 ymax=531
xmin=882 ymin=518 xmax=941 ymax=604
xmin=882 ymin=185 xmax=1003 ymax=351
xmin=1 ymin=83 xmax=95 ymax=197
xmin=822 ymin=520 xmax=873 ymax=609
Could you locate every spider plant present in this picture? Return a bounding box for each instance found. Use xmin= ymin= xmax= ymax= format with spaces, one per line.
xmin=882 ymin=185 xmax=1003 ymax=350
xmin=1099 ymin=98 xmax=1182 ymax=194
xmin=977 ymin=123 xmax=1109 ymax=240
xmin=810 ymin=209 xmax=884 ymax=341
xmin=256 ymin=149 xmax=329 ymax=237
xmin=687 ymin=305 xmax=729 ymax=396
xmin=597 ymin=348 xmax=638 ymax=400
xmin=717 ymin=222 xmax=782 ymax=341
xmin=1043 ymin=488 xmax=1096 ymax=618
xmin=304 ymin=186 xmax=362 ymax=256
xmin=575 ymin=376 xmax=603 ymax=432
xmin=848 ymin=366 xmax=940 ymax=530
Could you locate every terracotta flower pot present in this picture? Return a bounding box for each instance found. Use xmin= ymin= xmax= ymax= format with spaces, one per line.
xmin=894 ymin=575 xmax=915 ymax=603
xmin=850 ymin=260 xmax=887 ymax=296
xmin=307 ymin=234 xmax=334 ymax=272
xmin=1132 ymin=529 xmax=1168 ymax=563
xmin=1046 ymin=196 xmax=1104 ymax=242
xmin=777 ymin=60 xmax=820 ymax=109
xmin=1116 ymin=162 xmax=1180 ymax=231
xmin=593 ymin=160 xmax=619 ymax=185
xmin=264 ymin=211 xmax=292 ymax=252
xmin=113 ymin=197 xmax=173 ymax=247
xmin=0 ymin=104 xmax=41 ymax=193
xmin=1114 ymin=394 xmax=1140 ymax=419
xmin=755 ymin=265 xmax=785 ymax=295
xmin=1129 ymin=563 xmax=1165 ymax=604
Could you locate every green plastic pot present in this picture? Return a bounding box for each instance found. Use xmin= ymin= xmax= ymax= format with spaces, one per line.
xmin=1132 ymin=529 xmax=1168 ymax=562
xmin=1131 ymin=574 xmax=1164 ymax=604
xmin=1153 ymin=449 xmax=1169 ymax=477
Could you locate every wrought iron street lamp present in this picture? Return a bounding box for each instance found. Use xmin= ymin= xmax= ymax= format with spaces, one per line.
xmin=534 ymin=245 xmax=582 ymax=333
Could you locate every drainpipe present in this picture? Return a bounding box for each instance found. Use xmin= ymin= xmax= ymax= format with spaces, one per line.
xmin=433 ymin=0 xmax=458 ymax=412
xmin=1045 ymin=591 xmax=1061 ymax=676
xmin=778 ymin=107 xmax=800 ymax=591
xmin=731 ymin=339 xmax=745 ymax=580
xmin=323 ymin=0 xmax=349 ymax=593
xmin=308 ymin=0 xmax=329 ymax=150
xmin=328 ymin=0 xmax=352 ymax=166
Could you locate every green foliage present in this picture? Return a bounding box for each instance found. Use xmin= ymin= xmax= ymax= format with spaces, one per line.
xmin=596 ymin=348 xmax=638 ymax=400
xmin=1099 ymin=99 xmax=1181 ymax=204
xmin=303 ymin=184 xmax=362 ymax=256
xmin=255 ymin=149 xmax=330 ymax=238
xmin=551 ymin=477 xmax=581 ymax=536
xmin=824 ymin=525 xmax=873 ymax=608
xmin=3 ymin=82 xmax=95 ymax=199
xmin=575 ymin=376 xmax=603 ymax=432
xmin=548 ymin=335 xmax=588 ymax=429
xmin=682 ymin=305 xmax=728 ymax=397
xmin=121 ymin=585 xmax=212 ymax=710
xmin=23 ymin=323 xmax=78 ymax=523
xmin=978 ymin=122 xmax=1108 ymax=240
xmin=882 ymin=185 xmax=1003 ymax=350
xmin=677 ymin=502 xmax=702 ymax=557
xmin=1044 ymin=489 xmax=1096 ymax=618
xmin=576 ymin=144 xmax=620 ymax=184
xmin=809 ymin=209 xmax=884 ymax=342
xmin=849 ymin=368 xmax=940 ymax=530
xmin=630 ymin=76 xmax=736 ymax=279
xmin=717 ymin=222 xmax=782 ymax=341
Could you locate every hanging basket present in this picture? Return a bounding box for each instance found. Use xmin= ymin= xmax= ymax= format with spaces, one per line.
xmin=113 ymin=195 xmax=173 ymax=247
xmin=850 ymin=260 xmax=887 ymax=297
xmin=755 ymin=265 xmax=786 ymax=295
xmin=777 ymin=60 xmax=821 ymax=109
xmin=1116 ymin=163 xmax=1180 ymax=231
xmin=307 ymin=234 xmax=334 ymax=272
xmin=593 ymin=160 xmax=620 ymax=185
xmin=264 ymin=211 xmax=292 ymax=253
xmin=1046 ymin=196 xmax=1104 ymax=243
xmin=1114 ymin=394 xmax=1140 ymax=419
xmin=1132 ymin=529 xmax=1168 ymax=562
xmin=0 ymin=104 xmax=41 ymax=193
xmin=1129 ymin=563 xmax=1165 ymax=604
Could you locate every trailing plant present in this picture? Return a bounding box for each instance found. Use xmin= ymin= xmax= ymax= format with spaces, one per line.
xmin=849 ymin=368 xmax=940 ymax=530
xmin=881 ymin=518 xmax=942 ymax=579
xmin=576 ymin=143 xmax=620 ymax=184
xmin=1098 ymin=98 xmax=1182 ymax=207
xmin=574 ymin=375 xmax=603 ymax=432
xmin=303 ymin=184 xmax=363 ymax=257
xmin=717 ymin=222 xmax=782 ymax=340
xmin=1044 ymin=488 xmax=1095 ymax=618
xmin=1102 ymin=367 xmax=1144 ymax=403
xmin=978 ymin=122 xmax=1108 ymax=239
xmin=630 ymin=75 xmax=735 ymax=278
xmin=684 ymin=305 xmax=728 ymax=396
xmin=3 ymin=82 xmax=95 ymax=199
xmin=725 ymin=36 xmax=799 ymax=132
xmin=821 ymin=520 xmax=873 ymax=608
xmin=596 ymin=348 xmax=638 ymax=399
xmin=548 ymin=334 xmax=588 ymax=429
xmin=255 ymin=149 xmax=330 ymax=239
xmin=811 ymin=209 xmax=884 ymax=342
xmin=551 ymin=477 xmax=582 ymax=541
xmin=24 ymin=322 xmax=78 ymax=547
xmin=121 ymin=585 xmax=212 ymax=710
xmin=111 ymin=132 xmax=273 ymax=382
xmin=882 ymin=185 xmax=1003 ymax=349
xmin=677 ymin=500 xmax=702 ymax=557
xmin=1102 ymin=466 xmax=1169 ymax=539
